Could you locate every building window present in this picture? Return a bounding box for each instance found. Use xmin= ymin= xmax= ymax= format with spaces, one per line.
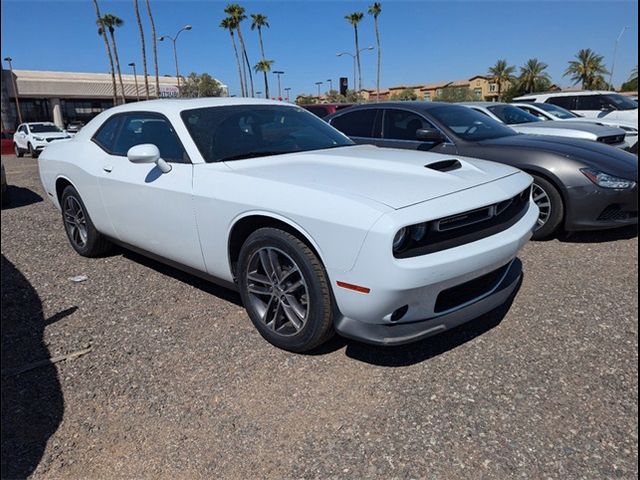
xmin=489 ymin=83 xmax=498 ymax=93
xmin=474 ymin=88 xmax=482 ymax=99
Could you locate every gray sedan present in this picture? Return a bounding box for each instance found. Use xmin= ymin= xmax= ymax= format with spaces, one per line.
xmin=326 ymin=102 xmax=638 ymax=239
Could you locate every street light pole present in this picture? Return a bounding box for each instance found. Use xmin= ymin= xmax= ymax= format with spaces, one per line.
xmin=609 ymin=26 xmax=630 ymax=91
xmin=337 ymin=47 xmax=373 ymax=94
xmin=326 ymin=79 xmax=333 ymax=92
xmin=159 ymin=25 xmax=192 ymax=96
xmin=284 ymin=87 xmax=292 ymax=102
xmin=315 ymin=81 xmax=323 ymax=99
xmin=3 ymin=56 xmax=23 ymax=125
xmin=128 ymin=62 xmax=140 ymax=101
xmin=273 ymin=70 xmax=285 ymax=99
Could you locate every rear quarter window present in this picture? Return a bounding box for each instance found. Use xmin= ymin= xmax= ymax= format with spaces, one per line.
xmin=93 ymin=116 xmax=123 ymax=152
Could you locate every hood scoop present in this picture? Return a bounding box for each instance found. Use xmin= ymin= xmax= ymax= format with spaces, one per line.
xmin=425 ymin=159 xmax=462 ymax=172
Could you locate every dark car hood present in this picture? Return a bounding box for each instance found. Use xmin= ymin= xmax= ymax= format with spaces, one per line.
xmin=478 ymin=134 xmax=638 ymax=179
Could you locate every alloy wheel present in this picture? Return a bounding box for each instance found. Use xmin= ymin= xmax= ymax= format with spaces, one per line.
xmin=245 ymin=247 xmax=309 ymax=336
xmin=63 ymin=196 xmax=88 ymax=248
xmin=532 ymin=182 xmax=551 ymax=229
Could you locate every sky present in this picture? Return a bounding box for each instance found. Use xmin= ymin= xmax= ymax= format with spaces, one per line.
xmin=1 ymin=0 xmax=638 ymax=98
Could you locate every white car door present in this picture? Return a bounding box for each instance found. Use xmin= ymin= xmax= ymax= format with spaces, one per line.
xmin=94 ymin=111 xmax=206 ymax=271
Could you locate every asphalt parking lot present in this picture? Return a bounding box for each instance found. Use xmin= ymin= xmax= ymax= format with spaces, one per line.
xmin=1 ymin=155 xmax=638 ymax=479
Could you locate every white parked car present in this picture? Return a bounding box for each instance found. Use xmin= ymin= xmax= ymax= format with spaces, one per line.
xmin=38 ymin=99 xmax=537 ymax=352
xmin=512 ymin=102 xmax=638 ymax=153
xmin=513 ymin=91 xmax=638 ymax=125
xmin=461 ymin=102 xmax=628 ymax=149
xmin=13 ymin=122 xmax=71 ymax=157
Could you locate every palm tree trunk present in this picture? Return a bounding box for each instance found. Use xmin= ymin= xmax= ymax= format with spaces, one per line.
xmin=133 ymin=0 xmax=150 ymax=99
xmin=374 ymin=18 xmax=381 ymax=101
xmin=144 ymin=0 xmax=160 ymax=97
xmin=354 ymin=26 xmax=362 ymax=92
xmin=230 ymin=32 xmax=245 ymax=97
xmin=263 ymin=71 xmax=270 ymax=98
xmin=92 ymin=0 xmax=118 ymax=105
xmin=236 ymin=26 xmax=254 ymax=96
xmin=258 ymin=27 xmax=266 ymax=60
xmin=109 ymin=30 xmax=127 ymax=103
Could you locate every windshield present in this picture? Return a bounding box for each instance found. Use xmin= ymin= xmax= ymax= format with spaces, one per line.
xmin=487 ymin=105 xmax=541 ymax=125
xmin=534 ymin=103 xmax=578 ymax=119
xmin=181 ymin=105 xmax=354 ymax=162
xmin=30 ymin=124 xmax=63 ymax=133
xmin=428 ymin=105 xmax=517 ymax=141
xmin=604 ymin=94 xmax=638 ymax=111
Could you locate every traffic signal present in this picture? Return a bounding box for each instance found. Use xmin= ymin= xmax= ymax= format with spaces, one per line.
xmin=340 ymin=77 xmax=348 ymax=96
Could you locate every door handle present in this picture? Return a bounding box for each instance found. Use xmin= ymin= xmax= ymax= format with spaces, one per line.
xmin=103 ymin=165 xmax=113 ymax=173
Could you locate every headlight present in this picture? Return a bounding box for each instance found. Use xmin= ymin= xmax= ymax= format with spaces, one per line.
xmin=393 ymin=228 xmax=409 ymax=253
xmin=581 ymin=168 xmax=636 ymax=189
xmin=33 ymin=136 xmax=44 ymax=141
xmin=393 ymin=223 xmax=429 ymax=253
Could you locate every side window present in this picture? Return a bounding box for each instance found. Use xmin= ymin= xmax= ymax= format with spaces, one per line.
xmin=547 ymin=96 xmax=576 ymax=110
xmin=110 ymin=112 xmax=189 ymax=163
xmin=575 ymin=95 xmax=607 ymax=111
xmin=304 ymin=106 xmax=327 ymax=118
xmin=20 ymin=125 xmax=28 ymax=134
xmin=383 ymin=109 xmax=434 ymax=141
xmin=93 ymin=115 xmax=122 ymax=152
xmin=330 ymin=109 xmax=378 ymax=138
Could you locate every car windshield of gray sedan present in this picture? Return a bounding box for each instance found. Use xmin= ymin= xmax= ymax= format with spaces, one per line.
xmin=428 ymin=105 xmax=517 ymax=141
xmin=30 ymin=124 xmax=63 ymax=133
xmin=181 ymin=105 xmax=354 ymax=162
xmin=535 ymin=103 xmax=579 ymax=119
xmin=605 ymin=94 xmax=637 ymax=110
xmin=487 ymin=105 xmax=541 ymax=125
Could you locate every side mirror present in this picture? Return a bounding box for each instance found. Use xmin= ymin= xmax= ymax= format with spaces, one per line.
xmin=127 ymin=144 xmax=172 ymax=173
xmin=416 ymin=128 xmax=445 ymax=144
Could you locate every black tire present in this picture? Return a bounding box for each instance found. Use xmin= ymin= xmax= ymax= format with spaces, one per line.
xmin=60 ymin=185 xmax=111 ymax=257
xmin=14 ymin=143 xmax=24 ymax=158
xmin=531 ymin=174 xmax=564 ymax=240
xmin=237 ymin=227 xmax=334 ymax=352
xmin=28 ymin=143 xmax=40 ymax=158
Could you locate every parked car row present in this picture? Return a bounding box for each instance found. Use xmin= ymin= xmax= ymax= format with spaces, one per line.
xmin=35 ymin=98 xmax=637 ymax=353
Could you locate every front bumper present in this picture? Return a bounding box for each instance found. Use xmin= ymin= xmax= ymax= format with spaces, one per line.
xmin=327 ymin=173 xmax=538 ymax=346
xmin=564 ymin=184 xmax=638 ymax=231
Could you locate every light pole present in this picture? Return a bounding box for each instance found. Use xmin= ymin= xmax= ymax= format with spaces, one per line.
xmin=3 ymin=56 xmax=23 ymax=125
xmin=326 ymin=79 xmax=333 ymax=92
xmin=159 ymin=24 xmax=192 ymax=96
xmin=315 ymin=81 xmax=324 ymax=99
xmin=609 ymin=26 xmax=630 ymax=91
xmin=337 ymin=46 xmax=373 ymax=93
xmin=284 ymin=87 xmax=292 ymax=102
xmin=273 ymin=70 xmax=285 ymax=99
xmin=128 ymin=62 xmax=140 ymax=101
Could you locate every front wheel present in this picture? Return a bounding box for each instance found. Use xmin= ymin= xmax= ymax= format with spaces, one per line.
xmin=237 ymin=227 xmax=335 ymax=352
xmin=60 ymin=185 xmax=111 ymax=257
xmin=14 ymin=143 xmax=24 ymax=158
xmin=530 ymin=174 xmax=564 ymax=240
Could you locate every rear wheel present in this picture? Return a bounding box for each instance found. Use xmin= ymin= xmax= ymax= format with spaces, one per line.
xmin=14 ymin=143 xmax=24 ymax=158
xmin=61 ymin=185 xmax=111 ymax=257
xmin=530 ymin=174 xmax=563 ymax=240
xmin=237 ymin=227 xmax=334 ymax=352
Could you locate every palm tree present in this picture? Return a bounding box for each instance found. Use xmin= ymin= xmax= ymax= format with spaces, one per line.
xmin=367 ymin=3 xmax=382 ymax=101
xmin=630 ymin=65 xmax=638 ymax=82
xmin=92 ymin=0 xmax=118 ymax=105
xmin=254 ymin=59 xmax=274 ymax=98
xmin=345 ymin=12 xmax=365 ymax=91
xmin=519 ymin=58 xmax=551 ymax=93
xmin=98 ymin=14 xmax=126 ymax=104
xmin=225 ymin=4 xmax=254 ymax=97
xmin=221 ymin=17 xmax=245 ymax=97
xmin=250 ymin=13 xmax=269 ymax=61
xmin=564 ymin=48 xmax=609 ymax=90
xmin=144 ymin=0 xmax=160 ymax=97
xmin=132 ymin=0 xmax=150 ymax=99
xmin=488 ymin=59 xmax=515 ymax=101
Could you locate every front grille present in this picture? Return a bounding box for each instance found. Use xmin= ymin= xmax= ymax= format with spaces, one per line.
xmin=598 ymin=134 xmax=625 ymax=145
xmin=434 ymin=263 xmax=511 ymax=313
xmin=394 ymin=186 xmax=531 ymax=258
xmin=597 ymin=204 xmax=638 ymax=221
xmin=46 ymin=137 xmax=66 ymax=143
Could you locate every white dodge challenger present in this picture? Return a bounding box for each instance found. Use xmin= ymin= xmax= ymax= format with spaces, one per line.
xmin=38 ymin=98 xmax=538 ymax=352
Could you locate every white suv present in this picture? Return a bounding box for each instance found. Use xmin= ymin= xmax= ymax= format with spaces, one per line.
xmin=513 ymin=91 xmax=638 ymax=125
xmin=13 ymin=122 xmax=71 ymax=157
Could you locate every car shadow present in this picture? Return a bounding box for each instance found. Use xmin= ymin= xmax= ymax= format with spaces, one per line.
xmin=119 ymin=248 xmax=243 ymax=307
xmin=310 ymin=275 xmax=522 ymax=367
xmin=1 ymin=185 xmax=43 ymax=210
xmin=557 ymin=225 xmax=638 ymax=243
xmin=1 ymin=255 xmax=65 ymax=478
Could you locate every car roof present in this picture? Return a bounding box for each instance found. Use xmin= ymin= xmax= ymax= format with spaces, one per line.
xmin=332 ymin=101 xmax=465 ymax=110
xmin=516 ymin=90 xmax=614 ymax=98
xmin=458 ymin=102 xmax=507 ymax=107
xmin=102 ymin=97 xmax=291 ymax=115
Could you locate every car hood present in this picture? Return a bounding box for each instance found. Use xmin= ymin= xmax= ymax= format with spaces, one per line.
xmin=34 ymin=132 xmax=69 ymax=139
xmin=221 ymin=145 xmax=520 ymax=209
xmin=510 ymin=121 xmax=623 ymax=137
xmin=479 ymin=134 xmax=638 ymax=179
